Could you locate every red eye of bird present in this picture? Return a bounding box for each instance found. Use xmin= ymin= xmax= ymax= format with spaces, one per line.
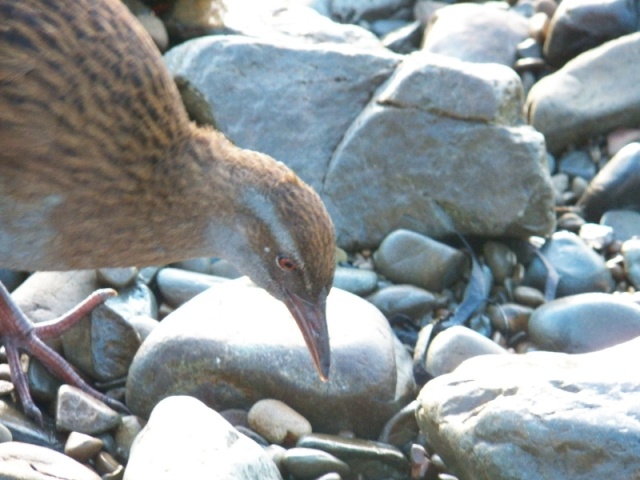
xmin=277 ymin=255 xmax=297 ymax=271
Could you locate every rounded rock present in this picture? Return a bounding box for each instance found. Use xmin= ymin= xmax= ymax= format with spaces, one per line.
xmin=374 ymin=230 xmax=467 ymax=292
xmin=248 ymin=399 xmax=311 ymax=446
xmin=524 ymin=230 xmax=614 ymax=297
xmin=529 ymin=292 xmax=640 ymax=353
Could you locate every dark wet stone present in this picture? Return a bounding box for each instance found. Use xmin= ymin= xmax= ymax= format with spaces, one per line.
xmin=297 ymin=433 xmax=409 ymax=480
xmin=283 ymin=447 xmax=350 ymax=480
xmin=578 ymin=143 xmax=640 ymax=222
xmin=524 ymin=230 xmax=614 ymax=297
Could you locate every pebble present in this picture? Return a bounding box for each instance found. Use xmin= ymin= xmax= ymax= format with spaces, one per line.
xmin=332 ymin=266 xmax=378 ymax=296
xmin=248 ymin=399 xmax=312 ymax=446
xmin=56 ymin=385 xmax=121 ymax=435
xmin=482 ymin=241 xmax=517 ymax=284
xmin=578 ymin=142 xmax=640 ymax=222
xmin=0 ymin=441 xmax=101 ymax=480
xmin=95 ymin=450 xmax=123 ymax=478
xmin=366 ymin=284 xmax=438 ymax=322
xmin=425 ymin=326 xmax=507 ymax=377
xmin=0 ymin=399 xmax=65 ymax=450
xmin=374 ymin=229 xmax=467 ymax=292
xmin=622 ymin=238 xmax=640 ymax=289
xmin=124 ymin=396 xmax=282 ymax=480
xmin=378 ymin=399 xmax=420 ymax=448
xmin=487 ymin=303 xmax=534 ymax=335
xmin=601 ymin=209 xmax=640 ymax=242
xmin=156 ymin=267 xmax=229 ymax=307
xmin=524 ymin=230 xmax=614 ymax=297
xmin=114 ymin=415 xmax=144 ymax=462
xmin=298 ymin=433 xmax=410 ymax=480
xmin=283 ymin=447 xmax=351 ymax=480
xmin=97 ymin=267 xmax=139 ymax=288
xmin=512 ymin=285 xmax=546 ymax=307
xmin=557 ymin=149 xmax=596 ymax=180
xmin=529 ymin=292 xmax=640 ymax=353
xmin=0 ymin=423 xmax=11 ymax=443
xmin=65 ymin=431 xmax=104 ymax=463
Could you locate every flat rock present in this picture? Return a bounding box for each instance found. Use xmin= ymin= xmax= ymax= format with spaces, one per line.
xmin=124 ymin=396 xmax=282 ymax=480
xmin=527 ymin=32 xmax=640 ymax=153
xmin=416 ymin=336 xmax=640 ymax=480
xmin=126 ymin=283 xmax=415 ymax=439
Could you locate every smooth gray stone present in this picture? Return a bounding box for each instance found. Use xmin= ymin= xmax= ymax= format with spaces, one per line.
xmin=156 ymin=267 xmax=229 ymax=307
xmin=297 ymin=433 xmax=409 ymax=480
xmin=527 ymin=32 xmax=640 ymax=154
xmin=623 ymin=238 xmax=640 ymax=288
xmin=524 ymin=230 xmax=614 ymax=297
xmin=283 ymin=447 xmax=350 ymax=480
xmin=366 ymin=284 xmax=438 ymax=322
xmin=578 ymin=142 xmax=640 ymax=222
xmin=426 ymin=326 xmax=507 ymax=377
xmin=417 ymin=337 xmax=640 ymax=480
xmin=373 ymin=230 xmax=467 ymax=292
xmin=421 ymin=3 xmax=528 ymax=65
xmin=124 ymin=396 xmax=282 ymax=480
xmin=0 ymin=400 xmax=65 ymax=451
xmin=529 ymin=292 xmax=640 ymax=353
xmin=601 ymin=209 xmax=640 ymax=242
xmin=0 ymin=442 xmax=100 ymax=480
xmin=543 ymin=0 xmax=638 ymax=67
xmin=332 ymin=266 xmax=378 ymax=296
xmin=126 ymin=284 xmax=415 ymax=439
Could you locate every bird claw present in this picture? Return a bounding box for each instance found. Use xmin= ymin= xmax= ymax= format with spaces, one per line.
xmin=0 ymin=281 xmax=128 ymax=423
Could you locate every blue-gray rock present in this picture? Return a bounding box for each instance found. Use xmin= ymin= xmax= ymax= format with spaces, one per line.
xmin=557 ymin=149 xmax=596 ymax=180
xmin=421 ymin=3 xmax=528 ymax=65
xmin=366 ymin=284 xmax=438 ymax=321
xmin=543 ymin=0 xmax=639 ymax=67
xmin=527 ymin=32 xmax=640 ymax=153
xmin=124 ymin=396 xmax=282 ymax=480
xmin=225 ymin=4 xmax=384 ymax=49
xmin=601 ymin=209 xmax=640 ymax=241
xmin=323 ymin=0 xmax=414 ymax=23
xmin=126 ymin=284 xmax=414 ymax=439
xmin=622 ymin=239 xmax=640 ymax=289
xmin=373 ymin=230 xmax=466 ymax=292
xmin=425 ymin=326 xmax=507 ymax=377
xmin=324 ymin=52 xmax=555 ymax=247
xmin=417 ymin=336 xmax=640 ymax=480
xmin=578 ymin=142 xmax=640 ymax=222
xmin=524 ymin=230 xmax=614 ymax=297
xmin=529 ymin=292 xmax=640 ymax=353
xmin=164 ymin=35 xmax=400 ymax=196
xmin=332 ymin=266 xmax=378 ymax=296
xmin=283 ymin=447 xmax=350 ymax=480
xmin=156 ymin=267 xmax=229 ymax=308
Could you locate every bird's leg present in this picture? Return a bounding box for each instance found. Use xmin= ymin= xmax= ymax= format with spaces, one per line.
xmin=0 ymin=282 xmax=128 ymax=424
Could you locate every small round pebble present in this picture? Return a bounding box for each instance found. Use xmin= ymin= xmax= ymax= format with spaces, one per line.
xmin=65 ymin=431 xmax=104 ymax=463
xmin=247 ymin=399 xmax=311 ymax=446
xmin=426 ymin=326 xmax=507 ymax=377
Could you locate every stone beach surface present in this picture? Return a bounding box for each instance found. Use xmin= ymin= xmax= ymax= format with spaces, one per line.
xmin=2 ymin=0 xmax=640 ymax=479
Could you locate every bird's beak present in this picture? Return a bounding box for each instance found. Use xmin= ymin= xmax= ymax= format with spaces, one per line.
xmin=283 ymin=289 xmax=331 ymax=381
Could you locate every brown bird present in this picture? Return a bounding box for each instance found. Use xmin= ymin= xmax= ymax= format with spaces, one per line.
xmin=0 ymin=0 xmax=335 ymax=423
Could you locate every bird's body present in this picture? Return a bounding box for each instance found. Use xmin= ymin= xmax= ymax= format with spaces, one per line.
xmin=0 ymin=0 xmax=335 ymax=421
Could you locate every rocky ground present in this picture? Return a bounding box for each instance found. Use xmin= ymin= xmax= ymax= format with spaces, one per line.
xmin=2 ymin=0 xmax=640 ymax=479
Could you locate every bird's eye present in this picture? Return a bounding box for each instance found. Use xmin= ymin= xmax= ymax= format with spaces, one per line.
xmin=276 ymin=255 xmax=297 ymax=271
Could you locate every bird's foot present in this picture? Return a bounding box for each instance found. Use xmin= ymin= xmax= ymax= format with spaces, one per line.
xmin=0 ymin=281 xmax=129 ymax=425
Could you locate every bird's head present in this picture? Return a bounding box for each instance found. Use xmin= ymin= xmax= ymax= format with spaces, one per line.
xmin=220 ymin=156 xmax=336 ymax=380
